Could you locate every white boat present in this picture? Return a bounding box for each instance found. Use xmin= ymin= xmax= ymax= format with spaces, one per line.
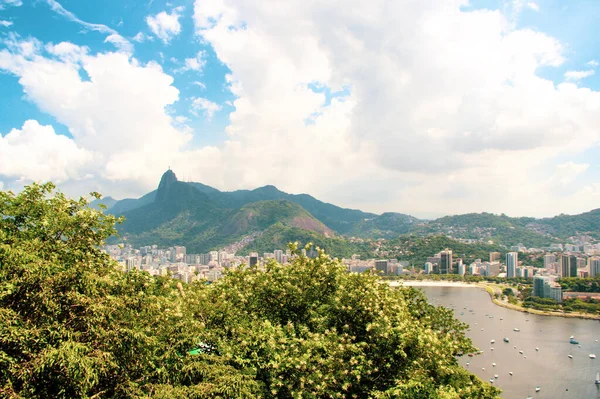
xmin=568 ymin=354 xmax=573 ymax=359
xmin=490 ymin=339 xmax=495 ymax=344
xmin=494 ymin=374 xmax=498 ymax=379
xmin=590 ymin=354 xmax=596 ymax=359
xmin=519 ymin=350 xmax=524 ymax=354
xmin=535 ymin=386 xmax=540 ymax=392
xmin=491 ymin=347 xmax=494 ymax=351
xmin=595 ymin=371 xmax=600 ymax=385
xmin=492 ymin=363 xmax=496 ymax=367
xmin=535 ymin=348 xmax=539 ymax=351
xmin=489 ymin=378 xmax=494 ymax=383
xmin=509 ymin=371 xmax=513 ymax=376
xmin=523 ymin=356 xmax=527 ymax=359
xmin=514 ymin=328 xmax=520 ymax=332
xmin=482 ymin=368 xmax=485 ymax=371
xmin=466 ymin=362 xmax=469 ymax=366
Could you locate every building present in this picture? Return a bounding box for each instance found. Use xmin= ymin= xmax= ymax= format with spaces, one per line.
xmin=543 ymin=254 xmax=556 ymax=269
xmin=590 ymin=258 xmax=600 ymax=277
xmin=274 ymin=250 xmax=284 ymax=264
xmin=375 ymin=260 xmax=389 ymax=274
xmin=458 ymin=262 xmax=465 ymax=276
xmin=506 ymin=252 xmax=518 ymax=278
xmin=424 ymin=262 xmax=433 ymax=274
xmin=249 ymin=255 xmax=258 ymax=267
xmin=533 ymin=275 xmax=562 ymax=302
xmin=490 ymin=252 xmax=501 ymax=262
xmin=440 ymin=250 xmax=453 ymax=274
xmin=561 ymin=255 xmax=578 ymax=278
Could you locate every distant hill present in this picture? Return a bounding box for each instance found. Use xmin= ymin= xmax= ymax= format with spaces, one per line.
xmin=98 ymin=169 xmax=600 ymax=251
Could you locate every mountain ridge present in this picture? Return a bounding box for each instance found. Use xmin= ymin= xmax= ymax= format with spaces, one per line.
xmin=95 ymin=170 xmax=600 ymax=251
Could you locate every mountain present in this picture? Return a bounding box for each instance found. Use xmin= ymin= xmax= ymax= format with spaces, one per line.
xmin=114 ymin=171 xmax=340 ymax=253
xmin=89 ymin=196 xmax=118 ymax=210
xmin=101 ymin=169 xmax=600 ymax=252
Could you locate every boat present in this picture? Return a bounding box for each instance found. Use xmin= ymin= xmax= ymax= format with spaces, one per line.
xmin=468 ymin=353 xmax=473 ymax=357
xmin=490 ymin=347 xmax=494 ymax=351
xmin=482 ymin=367 xmax=485 ymax=371
xmin=595 ymin=372 xmax=600 ymax=385
xmin=490 ymin=339 xmax=495 ymax=344
xmin=570 ymin=338 xmax=579 ymax=345
xmin=523 ymin=356 xmax=527 ymax=359
xmin=503 ymin=337 xmax=510 ymax=343
xmin=509 ymin=371 xmax=513 ymax=376
xmin=494 ymin=374 xmax=498 ymax=379
xmin=568 ymin=354 xmax=573 ymax=359
xmin=500 ymin=318 xmax=503 ymax=320
xmin=519 ymin=350 xmax=524 ymax=354
xmin=514 ymin=346 xmax=517 ymax=349
xmin=535 ymin=386 xmax=540 ymax=392
xmin=466 ymin=362 xmax=469 ymax=366
xmin=535 ymin=348 xmax=539 ymax=351
xmin=489 ymin=378 xmax=494 ymax=383
xmin=492 ymin=362 xmax=496 ymax=367
xmin=590 ymin=354 xmax=596 ymax=359
xmin=513 ymin=328 xmax=520 ymax=332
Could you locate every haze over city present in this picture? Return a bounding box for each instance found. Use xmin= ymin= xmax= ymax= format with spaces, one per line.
xmin=1 ymin=0 xmax=600 ymax=218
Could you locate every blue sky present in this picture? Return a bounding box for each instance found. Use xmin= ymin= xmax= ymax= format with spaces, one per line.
xmin=1 ymin=0 xmax=599 ymax=217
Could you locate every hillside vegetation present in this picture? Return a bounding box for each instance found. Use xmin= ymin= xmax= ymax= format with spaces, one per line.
xmin=0 ymin=183 xmax=500 ymax=398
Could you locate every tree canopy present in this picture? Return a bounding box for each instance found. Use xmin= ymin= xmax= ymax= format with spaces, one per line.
xmin=0 ymin=183 xmax=499 ymax=398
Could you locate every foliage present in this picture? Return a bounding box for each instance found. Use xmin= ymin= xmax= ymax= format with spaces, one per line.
xmin=200 ymin=244 xmax=500 ymax=398
xmin=557 ymin=277 xmax=600 ymax=293
xmin=0 ymin=183 xmax=259 ymax=398
xmin=237 ymin=223 xmax=372 ymax=258
xmin=1 ymin=183 xmax=500 ymax=398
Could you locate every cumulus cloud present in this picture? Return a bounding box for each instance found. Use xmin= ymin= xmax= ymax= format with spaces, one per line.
xmin=191 ymin=97 xmax=222 ymax=120
xmin=189 ymin=0 xmax=600 ymax=217
xmin=0 ymin=0 xmax=22 ymax=10
xmin=146 ymin=7 xmax=183 ymax=43
xmin=564 ymin=69 xmax=595 ymax=81
xmin=0 ymin=20 xmax=13 ymax=27
xmin=176 ymin=50 xmax=206 ymax=73
xmin=104 ymin=34 xmax=133 ymax=53
xmin=0 ymin=120 xmax=93 ymax=182
xmin=527 ymin=2 xmax=540 ymax=12
xmin=0 ymin=37 xmax=192 ymax=190
xmin=132 ymin=32 xmax=150 ymax=43
xmin=44 ymin=0 xmax=117 ymax=35
xmin=587 ymin=60 xmax=599 ymax=67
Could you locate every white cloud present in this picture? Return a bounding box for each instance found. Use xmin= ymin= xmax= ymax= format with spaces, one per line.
xmin=44 ymin=0 xmax=117 ymax=35
xmin=146 ymin=7 xmax=183 ymax=43
xmin=527 ymin=2 xmax=540 ymax=12
xmin=0 ymin=38 xmax=192 ymax=190
xmin=0 ymin=120 xmax=92 ymax=182
xmin=0 ymin=0 xmax=22 ymax=10
xmin=104 ymin=34 xmax=133 ymax=53
xmin=0 ymin=20 xmax=13 ymax=27
xmin=564 ymin=69 xmax=595 ymax=81
xmin=176 ymin=50 xmax=207 ymax=73
xmin=132 ymin=32 xmax=150 ymax=43
xmin=192 ymin=81 xmax=206 ymax=90
xmin=549 ymin=162 xmax=589 ymax=188
xmin=191 ymin=97 xmax=222 ymax=120
xmin=188 ymin=0 xmax=600 ymax=217
xmin=587 ymin=60 xmax=599 ymax=67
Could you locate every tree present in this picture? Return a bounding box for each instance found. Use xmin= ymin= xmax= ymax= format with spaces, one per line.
xmin=0 ymin=183 xmax=500 ymax=398
xmin=0 ymin=183 xmax=258 ymax=398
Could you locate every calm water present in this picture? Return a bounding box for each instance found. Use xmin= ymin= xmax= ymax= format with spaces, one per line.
xmin=420 ymin=286 xmax=600 ymax=399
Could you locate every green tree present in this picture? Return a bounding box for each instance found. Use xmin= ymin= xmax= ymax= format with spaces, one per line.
xmin=0 ymin=183 xmax=258 ymax=398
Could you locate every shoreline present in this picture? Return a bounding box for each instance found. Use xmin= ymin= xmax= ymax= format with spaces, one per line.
xmin=477 ymin=283 xmax=600 ymax=321
xmin=387 ymin=280 xmax=600 ymax=321
xmin=389 ymin=280 xmax=478 ymax=288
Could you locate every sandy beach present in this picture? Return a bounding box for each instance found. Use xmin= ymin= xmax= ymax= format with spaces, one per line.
xmin=388 ymin=280 xmax=477 ymax=288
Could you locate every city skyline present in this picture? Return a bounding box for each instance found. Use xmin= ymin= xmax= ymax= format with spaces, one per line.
xmin=1 ymin=1 xmax=600 ymax=218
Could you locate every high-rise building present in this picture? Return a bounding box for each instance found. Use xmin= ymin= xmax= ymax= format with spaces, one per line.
xmin=533 ymin=275 xmax=562 ymax=302
xmin=274 ymin=250 xmax=284 ymax=264
xmin=561 ymin=255 xmax=578 ymax=278
xmin=375 ymin=260 xmax=389 ymax=274
xmin=440 ymin=250 xmax=453 ymax=274
xmin=458 ymin=263 xmax=465 ymax=276
xmin=490 ymin=252 xmax=501 ymax=262
xmin=543 ymin=254 xmax=556 ymax=269
xmin=249 ymin=255 xmax=258 ymax=267
xmin=590 ymin=258 xmax=600 ymax=277
xmin=506 ymin=252 xmax=518 ymax=278
xmin=424 ymin=262 xmax=433 ymax=274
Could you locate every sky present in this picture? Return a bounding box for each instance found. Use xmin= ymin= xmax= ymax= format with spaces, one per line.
xmin=0 ymin=0 xmax=599 ymax=219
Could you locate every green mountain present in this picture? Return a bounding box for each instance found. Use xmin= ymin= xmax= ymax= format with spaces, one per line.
xmin=115 ymin=170 xmax=340 ymax=253
xmin=102 ymin=169 xmax=600 ymax=251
